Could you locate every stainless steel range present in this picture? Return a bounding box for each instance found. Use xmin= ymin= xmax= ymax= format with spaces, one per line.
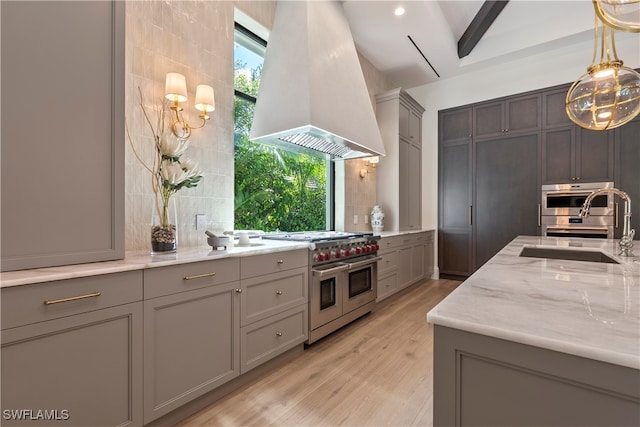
xmin=263 ymin=231 xmax=381 ymax=344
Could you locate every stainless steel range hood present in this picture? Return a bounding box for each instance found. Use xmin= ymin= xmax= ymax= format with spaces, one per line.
xmin=249 ymin=1 xmax=386 ymax=160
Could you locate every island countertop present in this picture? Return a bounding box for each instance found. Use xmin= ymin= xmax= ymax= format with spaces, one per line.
xmin=427 ymin=235 xmax=640 ymax=369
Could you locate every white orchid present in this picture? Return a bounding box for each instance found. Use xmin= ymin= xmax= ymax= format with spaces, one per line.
xmin=160 ymin=160 xmax=189 ymax=186
xmin=126 ymin=90 xmax=204 ymax=231
xmin=158 ymin=130 xmax=190 ymax=159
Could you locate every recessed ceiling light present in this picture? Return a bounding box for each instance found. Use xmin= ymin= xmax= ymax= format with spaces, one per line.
xmin=394 ymin=6 xmax=405 ymax=16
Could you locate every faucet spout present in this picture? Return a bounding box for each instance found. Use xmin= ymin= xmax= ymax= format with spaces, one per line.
xmin=581 ymin=188 xmax=634 ymax=257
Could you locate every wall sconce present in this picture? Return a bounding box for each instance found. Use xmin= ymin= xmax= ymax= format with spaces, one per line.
xmin=359 ymin=157 xmax=380 ymax=178
xmin=165 ymin=72 xmax=215 ymax=138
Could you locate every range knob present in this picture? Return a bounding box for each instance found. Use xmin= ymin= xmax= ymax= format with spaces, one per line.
xmin=330 ymin=250 xmax=337 ymax=259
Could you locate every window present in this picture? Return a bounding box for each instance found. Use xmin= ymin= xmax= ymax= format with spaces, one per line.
xmin=234 ymin=23 xmax=332 ymax=232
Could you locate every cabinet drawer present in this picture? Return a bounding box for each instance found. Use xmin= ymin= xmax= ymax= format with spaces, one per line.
xmin=1 ymin=270 xmax=143 ymax=330
xmin=241 ymin=305 xmax=307 ymax=373
xmin=144 ymin=257 xmax=240 ymax=299
xmin=241 ymin=267 xmax=308 ymax=326
xmin=378 ymin=250 xmax=398 ymax=276
xmin=240 ymin=249 xmax=308 ymax=279
xmin=377 ymin=272 xmax=398 ymax=302
xmin=379 ymin=235 xmax=405 ymax=250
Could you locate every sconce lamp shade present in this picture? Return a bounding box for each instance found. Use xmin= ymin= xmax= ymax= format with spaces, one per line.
xmin=566 ymin=64 xmax=640 ymax=130
xmin=195 ymin=84 xmax=215 ymax=112
xmin=594 ymin=0 xmax=640 ymax=32
xmin=165 ymin=72 xmax=188 ymax=102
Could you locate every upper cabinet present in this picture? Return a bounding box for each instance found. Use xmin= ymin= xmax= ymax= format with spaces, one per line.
xmin=1 ymin=1 xmax=125 ymax=271
xmin=473 ymin=94 xmax=541 ymax=139
xmin=376 ymin=88 xmax=425 ymax=231
xmin=439 ymin=107 xmax=473 ymax=144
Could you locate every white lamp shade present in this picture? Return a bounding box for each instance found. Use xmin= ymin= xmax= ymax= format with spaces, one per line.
xmin=195 ymin=85 xmax=215 ymax=112
xmin=165 ymin=72 xmax=187 ymax=102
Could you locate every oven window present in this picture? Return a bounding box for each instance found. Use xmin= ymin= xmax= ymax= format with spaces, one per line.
xmin=547 ymin=194 xmax=607 ymax=208
xmin=349 ymin=268 xmax=372 ymax=298
xmin=320 ymin=278 xmax=336 ymax=310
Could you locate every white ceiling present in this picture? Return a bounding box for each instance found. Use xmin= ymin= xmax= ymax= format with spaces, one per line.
xmin=342 ymin=0 xmax=607 ymax=89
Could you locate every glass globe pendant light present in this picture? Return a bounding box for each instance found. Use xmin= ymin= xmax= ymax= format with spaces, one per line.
xmin=594 ymin=0 xmax=640 ymax=33
xmin=566 ymin=11 xmax=640 ymax=130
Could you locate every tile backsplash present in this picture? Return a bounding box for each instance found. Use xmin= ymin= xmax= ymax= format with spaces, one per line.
xmin=125 ymin=1 xmax=391 ymax=252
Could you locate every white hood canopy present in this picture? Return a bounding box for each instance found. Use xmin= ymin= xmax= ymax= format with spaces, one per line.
xmin=249 ymin=1 xmax=386 ymax=160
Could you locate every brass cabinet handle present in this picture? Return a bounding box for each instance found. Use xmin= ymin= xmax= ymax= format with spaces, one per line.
xmin=276 ymin=332 xmax=283 ymax=337
xmin=615 ymin=202 xmax=619 ymax=228
xmin=276 ymin=259 xmax=284 ymax=265
xmin=183 ymin=272 xmax=216 ymax=281
xmin=235 ymin=288 xmax=242 ymax=293
xmin=275 ymin=290 xmax=283 ymax=295
xmin=44 ymin=291 xmax=101 ymax=305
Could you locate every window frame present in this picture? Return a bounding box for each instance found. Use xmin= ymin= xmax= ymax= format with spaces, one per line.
xmin=233 ymin=22 xmax=334 ymax=231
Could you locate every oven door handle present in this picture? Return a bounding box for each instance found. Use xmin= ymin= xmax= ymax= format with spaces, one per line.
xmin=312 ymin=263 xmax=349 ymax=277
xmin=347 ymin=256 xmax=382 ymax=270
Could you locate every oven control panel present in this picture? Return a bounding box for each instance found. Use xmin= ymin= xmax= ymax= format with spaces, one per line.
xmin=312 ymin=240 xmax=380 ymax=264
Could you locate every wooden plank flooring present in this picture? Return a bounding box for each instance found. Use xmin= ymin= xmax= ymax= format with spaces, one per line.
xmin=177 ymin=279 xmax=462 ymax=427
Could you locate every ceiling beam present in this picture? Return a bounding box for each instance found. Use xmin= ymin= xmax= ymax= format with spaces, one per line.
xmin=457 ymin=1 xmax=509 ymax=59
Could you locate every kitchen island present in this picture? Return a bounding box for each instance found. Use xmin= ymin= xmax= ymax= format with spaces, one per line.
xmin=427 ymin=235 xmax=640 ymax=426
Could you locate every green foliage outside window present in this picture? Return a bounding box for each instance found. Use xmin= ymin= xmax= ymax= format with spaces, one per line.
xmin=234 ymin=61 xmax=328 ymax=232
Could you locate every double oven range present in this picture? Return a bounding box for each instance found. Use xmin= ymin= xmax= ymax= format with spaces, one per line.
xmin=263 ymin=231 xmax=380 ymax=344
xmin=541 ymin=181 xmax=615 ymax=239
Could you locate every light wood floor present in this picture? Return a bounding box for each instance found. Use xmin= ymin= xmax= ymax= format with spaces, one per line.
xmin=177 ymin=279 xmax=462 ymax=427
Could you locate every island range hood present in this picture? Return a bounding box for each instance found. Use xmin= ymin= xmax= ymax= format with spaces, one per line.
xmin=249 ymin=1 xmax=386 ymax=160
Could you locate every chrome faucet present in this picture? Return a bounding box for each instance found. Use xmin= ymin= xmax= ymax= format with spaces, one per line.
xmin=580 ymin=188 xmax=635 ymax=257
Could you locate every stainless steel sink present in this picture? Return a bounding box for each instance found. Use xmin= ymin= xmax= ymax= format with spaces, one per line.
xmin=519 ymin=246 xmax=619 ymax=264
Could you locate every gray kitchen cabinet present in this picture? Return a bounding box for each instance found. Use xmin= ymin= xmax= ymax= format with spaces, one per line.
xmin=542 ymin=126 xmax=614 ymax=184
xmin=239 ymin=250 xmax=308 ymax=373
xmin=474 ymin=133 xmax=541 ymax=269
xmin=1 ymin=271 xmax=143 ymax=427
xmin=376 ymin=88 xmax=425 ymax=231
xmin=1 ymin=1 xmax=125 ymax=271
xmin=439 ymin=107 xmax=472 ymax=144
xmin=438 ymin=138 xmax=473 ymax=278
xmin=377 ymin=232 xmax=434 ymax=302
xmin=614 ymin=116 xmax=640 ymax=239
xmin=542 ymin=84 xmax=573 ymax=128
xmin=433 ymin=325 xmax=640 ymax=427
xmin=473 ymin=94 xmax=541 ymax=139
xmin=143 ymin=259 xmax=241 ymax=423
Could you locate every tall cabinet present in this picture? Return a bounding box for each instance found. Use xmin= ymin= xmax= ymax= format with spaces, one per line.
xmin=439 ymin=81 xmax=635 ymax=278
xmin=1 ymin=1 xmax=125 ymax=271
xmin=376 ymin=88 xmax=425 ymax=231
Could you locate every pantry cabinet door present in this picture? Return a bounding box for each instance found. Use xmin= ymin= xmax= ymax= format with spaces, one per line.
xmin=1 ymin=1 xmax=125 ymax=271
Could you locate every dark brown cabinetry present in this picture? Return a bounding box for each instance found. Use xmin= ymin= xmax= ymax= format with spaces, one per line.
xmin=438 ymin=107 xmax=473 ymax=277
xmin=473 ymin=94 xmax=541 ymax=139
xmin=474 ymin=133 xmax=540 ymax=269
xmin=542 ymin=127 xmax=614 ymax=184
xmin=438 ymin=82 xmax=634 ymax=278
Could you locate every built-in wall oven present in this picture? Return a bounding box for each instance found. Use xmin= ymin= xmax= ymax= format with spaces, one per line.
xmin=541 ymin=182 xmax=615 ymax=238
xmin=262 ymin=232 xmax=380 ymax=345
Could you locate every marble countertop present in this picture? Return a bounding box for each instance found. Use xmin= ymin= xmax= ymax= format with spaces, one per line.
xmin=427 ymin=235 xmax=640 ymax=369
xmin=377 ymin=228 xmax=434 ymax=238
xmin=0 ymin=239 xmax=309 ymax=288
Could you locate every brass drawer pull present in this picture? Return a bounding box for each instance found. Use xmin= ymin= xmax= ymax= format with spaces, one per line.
xmin=277 ymin=259 xmax=284 ymax=265
xmin=44 ymin=291 xmax=101 ymax=305
xmin=235 ymin=288 xmax=243 ymax=293
xmin=276 ymin=290 xmax=283 ymax=295
xmin=276 ymin=332 xmax=283 ymax=337
xmin=183 ymin=272 xmax=216 ymax=281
